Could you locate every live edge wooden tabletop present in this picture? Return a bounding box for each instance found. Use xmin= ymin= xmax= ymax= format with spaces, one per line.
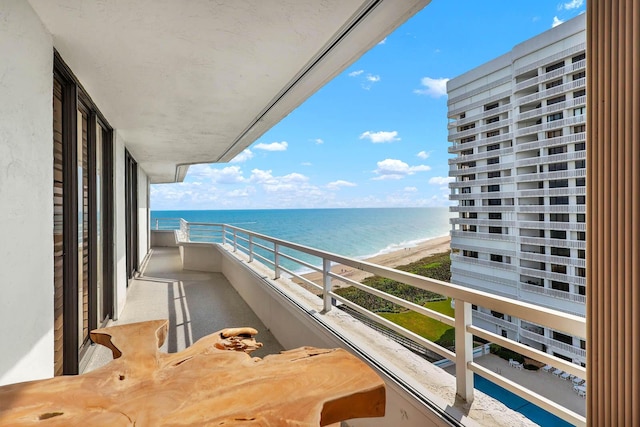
xmin=0 ymin=320 xmax=385 ymax=426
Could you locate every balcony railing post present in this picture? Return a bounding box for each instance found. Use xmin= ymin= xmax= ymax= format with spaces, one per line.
xmin=322 ymin=258 xmax=332 ymax=313
xmin=233 ymin=230 xmax=238 ymax=252
xmin=454 ymin=299 xmax=474 ymax=403
xmin=155 ymin=218 xmax=159 ymax=230
xmin=274 ymin=243 xmax=281 ymax=279
xmin=248 ymin=236 xmax=254 ymax=263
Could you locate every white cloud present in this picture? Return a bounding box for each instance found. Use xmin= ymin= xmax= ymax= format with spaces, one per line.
xmin=414 ymin=77 xmax=450 ymax=98
xmin=327 ymin=180 xmax=357 ymax=190
xmin=373 ymin=159 xmax=431 ymax=180
xmin=378 ymin=37 xmax=387 ymax=45
xmin=348 ymin=69 xmax=364 ymax=77
xmin=254 ymin=141 xmax=288 ymax=151
xmin=230 ymin=149 xmax=253 ymax=163
xmin=209 ymin=166 xmax=246 ymax=184
xmin=404 ymin=187 xmax=418 ymax=192
xmin=561 ymin=0 xmax=584 ymax=10
xmin=552 ymin=16 xmax=564 ymax=27
xmin=428 ymin=176 xmax=455 ymax=185
xmin=314 ymin=138 xmax=324 ymax=144
xmin=417 ymin=150 xmax=430 ymax=159
xmin=301 ymin=162 xmax=312 ymax=166
xmin=366 ymin=74 xmax=380 ymax=83
xmin=226 ymin=188 xmax=254 ymax=198
xmin=359 ymin=130 xmax=400 ymax=143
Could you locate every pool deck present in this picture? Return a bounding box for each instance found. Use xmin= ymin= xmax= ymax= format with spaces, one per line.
xmin=445 ymin=353 xmax=586 ymax=417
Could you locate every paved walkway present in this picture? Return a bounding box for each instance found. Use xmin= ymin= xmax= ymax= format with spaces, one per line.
xmin=445 ymin=353 xmax=586 ymax=417
xmin=83 ymin=247 xmax=283 ymax=372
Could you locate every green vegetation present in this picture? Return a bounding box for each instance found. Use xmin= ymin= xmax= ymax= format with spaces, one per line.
xmin=335 ymin=251 xmax=455 ymax=346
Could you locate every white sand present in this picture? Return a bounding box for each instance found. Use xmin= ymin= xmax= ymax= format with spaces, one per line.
xmin=297 ymin=235 xmax=450 ymax=287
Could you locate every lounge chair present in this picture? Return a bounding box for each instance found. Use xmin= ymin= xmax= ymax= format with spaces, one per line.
xmin=552 ymin=368 xmax=564 ymax=376
xmin=572 ymin=377 xmax=584 ymax=385
xmin=560 ymin=371 xmax=571 ymax=380
xmin=542 ymin=365 xmax=553 ymax=373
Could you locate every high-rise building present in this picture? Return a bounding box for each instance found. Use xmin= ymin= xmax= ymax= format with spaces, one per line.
xmin=448 ymin=14 xmax=586 ymax=366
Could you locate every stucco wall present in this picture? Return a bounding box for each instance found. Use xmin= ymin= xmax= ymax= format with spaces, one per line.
xmin=0 ymin=0 xmax=54 ymax=385
xmin=113 ymin=130 xmax=128 ymax=319
xmin=137 ymin=168 xmax=149 ymax=265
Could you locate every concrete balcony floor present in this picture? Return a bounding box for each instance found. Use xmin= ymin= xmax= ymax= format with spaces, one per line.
xmin=83 ymin=247 xmax=283 ymax=372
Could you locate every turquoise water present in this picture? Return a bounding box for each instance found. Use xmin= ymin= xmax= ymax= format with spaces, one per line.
xmin=151 ymin=207 xmax=453 ymax=262
xmin=475 ymin=375 xmax=574 ymax=426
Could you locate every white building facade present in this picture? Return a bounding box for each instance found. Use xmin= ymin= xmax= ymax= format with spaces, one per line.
xmin=448 ymin=15 xmax=586 ymax=366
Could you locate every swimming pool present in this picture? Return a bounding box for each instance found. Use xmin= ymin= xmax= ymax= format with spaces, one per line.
xmin=474 ymin=374 xmax=574 ymax=426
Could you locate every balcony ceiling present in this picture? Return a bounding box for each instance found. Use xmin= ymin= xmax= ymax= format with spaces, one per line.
xmin=28 ymin=0 xmax=429 ymax=183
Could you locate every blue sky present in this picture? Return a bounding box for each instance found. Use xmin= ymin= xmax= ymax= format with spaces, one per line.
xmin=151 ymin=0 xmax=586 ymax=211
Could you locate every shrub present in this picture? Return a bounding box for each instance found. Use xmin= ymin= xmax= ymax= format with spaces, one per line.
xmin=489 ymin=344 xmax=525 ymax=364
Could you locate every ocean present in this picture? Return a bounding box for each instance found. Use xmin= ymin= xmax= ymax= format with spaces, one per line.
xmin=151 ymin=207 xmax=453 ymax=263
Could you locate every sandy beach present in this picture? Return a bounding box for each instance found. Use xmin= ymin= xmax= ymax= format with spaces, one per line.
xmin=297 ymin=235 xmax=451 ymax=288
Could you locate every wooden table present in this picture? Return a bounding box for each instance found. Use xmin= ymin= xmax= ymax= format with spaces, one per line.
xmin=0 ymin=320 xmax=385 ymax=426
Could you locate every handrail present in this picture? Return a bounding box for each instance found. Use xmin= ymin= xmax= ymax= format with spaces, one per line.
xmin=152 ymin=218 xmax=587 ymax=426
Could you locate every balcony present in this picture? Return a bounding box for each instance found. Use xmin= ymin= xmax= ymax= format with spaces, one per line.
xmin=142 ymin=219 xmax=586 ymax=426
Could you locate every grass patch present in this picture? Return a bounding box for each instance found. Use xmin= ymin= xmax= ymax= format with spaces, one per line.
xmin=335 ymin=251 xmax=455 ymax=345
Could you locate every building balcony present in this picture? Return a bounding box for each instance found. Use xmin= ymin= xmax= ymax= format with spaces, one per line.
xmin=519 ymin=329 xmax=586 ymax=358
xmin=518 ymin=220 xmax=586 ymax=231
xmin=448 ymin=89 xmax=511 ymax=118
xmin=450 ymin=191 xmax=516 ymax=200
xmin=516 ymin=95 xmax=586 ymax=121
xmin=448 ymin=118 xmax=511 ymax=140
xmin=515 ymin=114 xmax=586 ymax=137
xmin=146 ymin=219 xmax=586 ymax=426
xmin=520 ymin=282 xmax=587 ymax=304
xmin=450 ymin=162 xmax=515 ymax=176
xmin=514 ymin=59 xmax=586 ymax=92
xmin=449 ymin=176 xmax=515 ymax=189
xmin=518 ymin=204 xmax=586 ymax=213
xmin=516 ymin=168 xmax=586 ymax=182
xmin=516 ymin=150 xmax=586 ymax=167
xmin=518 ymin=186 xmax=586 ymax=198
xmin=472 ymin=310 xmax=519 ymax=332
xmin=448 ymin=146 xmax=514 ymax=164
xmin=451 ymin=230 xmax=517 ymax=243
xmin=515 ymin=78 xmax=586 ymax=107
xmin=516 ymin=132 xmax=585 ymax=152
xmin=450 ymin=205 xmax=516 ymax=213
xmin=448 ymin=132 xmax=514 ymax=153
xmin=450 ymin=218 xmax=517 ymax=228
xmin=447 ymin=103 xmax=512 ymax=129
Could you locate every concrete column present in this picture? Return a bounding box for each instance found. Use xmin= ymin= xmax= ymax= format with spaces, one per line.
xmin=587 ymin=1 xmax=640 ymax=425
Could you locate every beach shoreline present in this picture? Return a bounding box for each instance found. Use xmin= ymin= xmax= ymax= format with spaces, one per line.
xmin=296 ymin=235 xmax=451 ymax=288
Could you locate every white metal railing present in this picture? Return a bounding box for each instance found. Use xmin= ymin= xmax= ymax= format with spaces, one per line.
xmin=515 ymin=114 xmax=585 ymax=137
xmin=514 ymin=60 xmax=586 ymax=92
xmin=153 ymin=218 xmax=587 ymax=426
xmin=516 ymin=150 xmax=586 ymax=167
xmin=154 ymin=217 xmax=182 ymax=230
xmin=473 ymin=310 xmax=519 ymax=331
xmin=449 ymin=132 xmax=514 ymax=153
xmin=450 ymin=162 xmax=515 ymax=176
xmin=520 ymin=282 xmax=587 ymax=304
xmin=518 ymin=186 xmax=586 ymax=198
xmin=449 ymin=176 xmax=515 ymax=188
xmin=516 ymin=95 xmax=586 ymax=121
xmin=519 ymin=329 xmax=586 ymax=358
xmin=516 ymin=132 xmax=585 ymax=153
xmin=516 ymin=78 xmax=586 ymax=107
xmin=447 ymin=103 xmax=513 ymax=129
xmin=448 ymin=146 xmax=514 ymax=164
